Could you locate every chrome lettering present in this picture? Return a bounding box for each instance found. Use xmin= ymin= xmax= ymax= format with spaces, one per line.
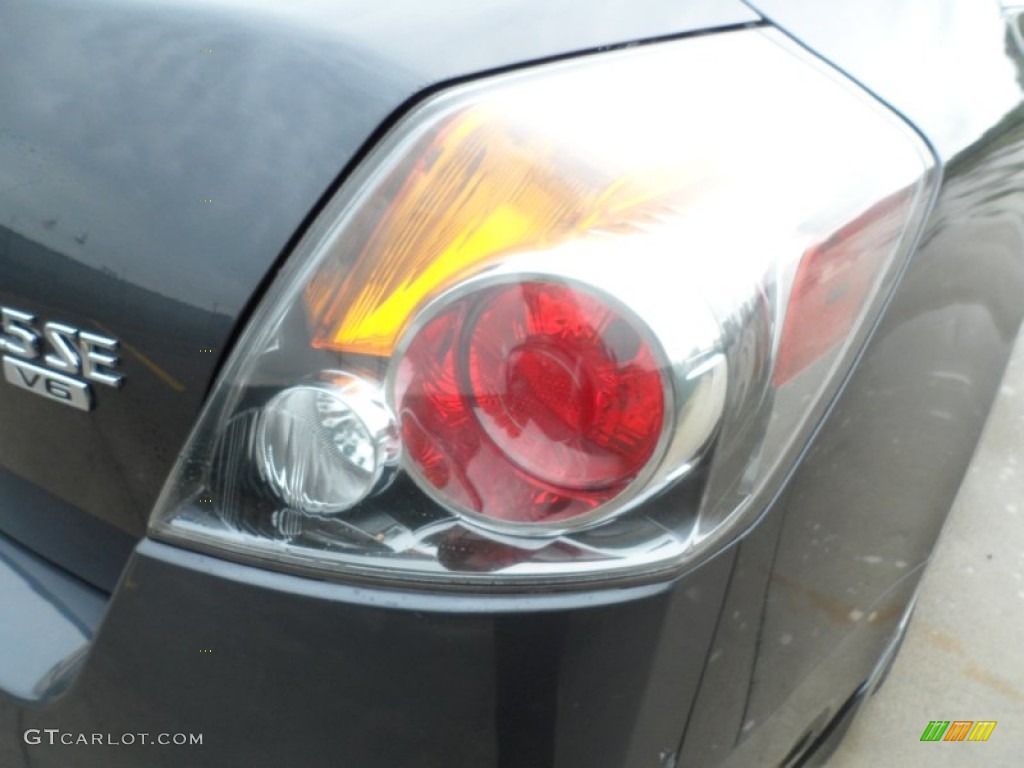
xmin=43 ymin=322 xmax=81 ymax=374
xmin=0 ymin=308 xmax=40 ymax=358
xmin=79 ymin=331 xmax=123 ymax=388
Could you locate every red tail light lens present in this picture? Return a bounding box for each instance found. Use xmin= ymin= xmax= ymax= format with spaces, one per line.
xmin=470 ymin=283 xmax=664 ymax=487
xmin=394 ymin=281 xmax=666 ymax=528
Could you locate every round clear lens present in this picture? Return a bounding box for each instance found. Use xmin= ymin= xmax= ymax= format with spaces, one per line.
xmin=256 ymin=377 xmax=397 ymax=514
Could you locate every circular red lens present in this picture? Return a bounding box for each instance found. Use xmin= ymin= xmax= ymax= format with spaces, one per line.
xmin=393 ymin=281 xmax=666 ymax=527
xmin=468 ymin=283 xmax=663 ymax=488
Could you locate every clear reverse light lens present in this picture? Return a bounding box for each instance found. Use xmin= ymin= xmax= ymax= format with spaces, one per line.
xmin=149 ymin=28 xmax=934 ymax=590
xmin=256 ymin=375 xmax=399 ymax=514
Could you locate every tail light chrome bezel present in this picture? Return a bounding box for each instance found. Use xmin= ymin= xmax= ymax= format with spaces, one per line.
xmin=386 ymin=246 xmax=731 ymax=537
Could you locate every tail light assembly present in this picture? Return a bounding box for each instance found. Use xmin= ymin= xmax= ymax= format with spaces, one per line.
xmin=150 ymin=28 xmax=935 ymax=589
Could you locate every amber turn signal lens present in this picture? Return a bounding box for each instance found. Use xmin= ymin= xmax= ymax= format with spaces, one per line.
xmin=303 ymin=106 xmax=696 ymax=357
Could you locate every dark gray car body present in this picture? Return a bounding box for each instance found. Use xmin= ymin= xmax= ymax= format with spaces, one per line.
xmin=1 ymin=0 xmax=1022 ymax=765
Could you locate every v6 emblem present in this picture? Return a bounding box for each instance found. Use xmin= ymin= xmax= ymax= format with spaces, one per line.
xmin=3 ymin=356 xmax=93 ymax=411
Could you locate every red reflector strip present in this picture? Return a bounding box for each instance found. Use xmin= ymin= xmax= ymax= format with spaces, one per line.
xmin=773 ymin=188 xmax=914 ymax=385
